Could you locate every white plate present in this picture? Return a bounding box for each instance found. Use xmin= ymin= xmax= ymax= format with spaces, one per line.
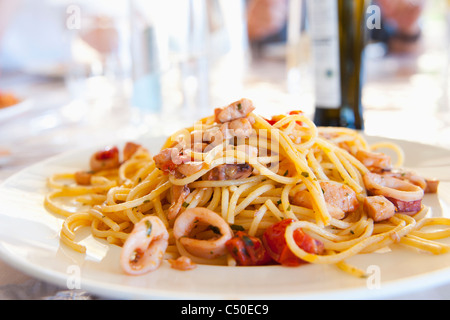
xmin=0 ymin=137 xmax=450 ymax=300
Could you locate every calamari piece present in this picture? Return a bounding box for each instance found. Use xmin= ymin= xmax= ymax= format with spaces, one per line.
xmin=363 ymin=172 xmax=424 ymax=214
xmin=424 ymin=178 xmax=439 ymax=193
xmin=291 ymin=181 xmax=359 ymax=220
xmin=173 ymin=207 xmax=233 ymax=259
xmin=123 ymin=142 xmax=145 ymax=161
xmin=363 ymin=172 xmax=423 ymax=201
xmin=220 ymin=118 xmax=253 ymax=139
xmin=153 ymin=148 xmax=190 ymax=174
xmin=120 ymin=216 xmax=169 ymax=275
xmin=214 ymin=98 xmax=255 ymax=123
xmin=168 ymin=185 xmax=190 ymax=220
xmin=74 ymin=170 xmax=93 ymax=185
xmin=205 ymin=164 xmax=253 ymax=181
xmin=355 ymin=149 xmax=392 ymax=173
xmin=364 ymin=195 xmax=396 ymax=222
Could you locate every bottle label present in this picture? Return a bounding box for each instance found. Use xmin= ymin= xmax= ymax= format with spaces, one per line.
xmin=307 ymin=0 xmax=341 ymax=109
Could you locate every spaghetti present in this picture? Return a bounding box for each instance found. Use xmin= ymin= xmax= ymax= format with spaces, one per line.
xmin=44 ymin=98 xmax=447 ymax=277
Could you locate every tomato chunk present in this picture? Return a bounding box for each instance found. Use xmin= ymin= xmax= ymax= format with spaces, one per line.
xmin=89 ymin=146 xmax=120 ymax=172
xmin=287 ymin=110 xmax=304 ymax=126
xmin=262 ymin=219 xmax=324 ymax=267
xmin=264 ymin=110 xmax=304 ymax=126
xmin=264 ymin=115 xmax=283 ymax=126
xmin=95 ymin=146 xmax=119 ymax=160
xmin=225 ymin=231 xmax=273 ymax=266
xmin=287 ymin=110 xmax=304 ymax=116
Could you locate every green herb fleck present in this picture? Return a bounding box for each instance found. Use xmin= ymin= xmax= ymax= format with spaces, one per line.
xmin=182 ymin=202 xmax=189 ymax=208
xmin=242 ymin=235 xmax=254 ymax=247
xmin=145 ymin=220 xmax=152 ymax=237
xmin=301 ymin=172 xmax=309 ymax=178
xmin=283 ymin=170 xmax=289 ymax=176
xmin=208 ymin=225 xmax=221 ymax=235
xmin=276 ymin=199 xmax=282 ymax=205
xmin=230 ymin=224 xmax=245 ymax=231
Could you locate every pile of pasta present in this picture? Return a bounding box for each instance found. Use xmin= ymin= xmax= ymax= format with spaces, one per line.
xmin=44 ymin=98 xmax=449 ymax=277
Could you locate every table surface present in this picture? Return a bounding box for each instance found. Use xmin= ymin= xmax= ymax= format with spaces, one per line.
xmin=1 ymin=41 xmax=450 ymax=299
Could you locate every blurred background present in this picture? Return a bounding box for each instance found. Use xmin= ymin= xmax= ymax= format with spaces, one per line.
xmin=0 ymin=0 xmax=449 ymax=175
xmin=0 ymin=0 xmax=450 ymax=299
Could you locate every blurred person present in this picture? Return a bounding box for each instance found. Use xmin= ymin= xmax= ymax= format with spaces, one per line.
xmin=372 ymin=0 xmax=425 ymax=54
xmin=0 ymin=0 xmax=121 ymax=75
xmin=245 ymin=0 xmax=426 ymax=55
xmin=0 ymin=0 xmax=19 ymax=41
xmin=247 ymin=0 xmax=289 ymax=44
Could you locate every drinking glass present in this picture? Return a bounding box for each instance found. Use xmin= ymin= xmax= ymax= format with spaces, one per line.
xmin=65 ymin=0 xmax=132 ymax=123
xmin=286 ymin=0 xmax=314 ymax=116
xmin=129 ymin=0 xmax=210 ymax=136
xmin=130 ymin=0 xmax=249 ymax=136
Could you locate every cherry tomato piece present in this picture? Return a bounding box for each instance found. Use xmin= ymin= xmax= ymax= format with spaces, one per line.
xmin=287 ymin=110 xmax=304 ymax=126
xmin=262 ymin=219 xmax=324 ymax=267
xmin=225 ymin=231 xmax=273 ymax=266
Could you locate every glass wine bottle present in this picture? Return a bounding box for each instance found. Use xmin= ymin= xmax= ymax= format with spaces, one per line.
xmin=307 ymin=0 xmax=369 ymax=130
